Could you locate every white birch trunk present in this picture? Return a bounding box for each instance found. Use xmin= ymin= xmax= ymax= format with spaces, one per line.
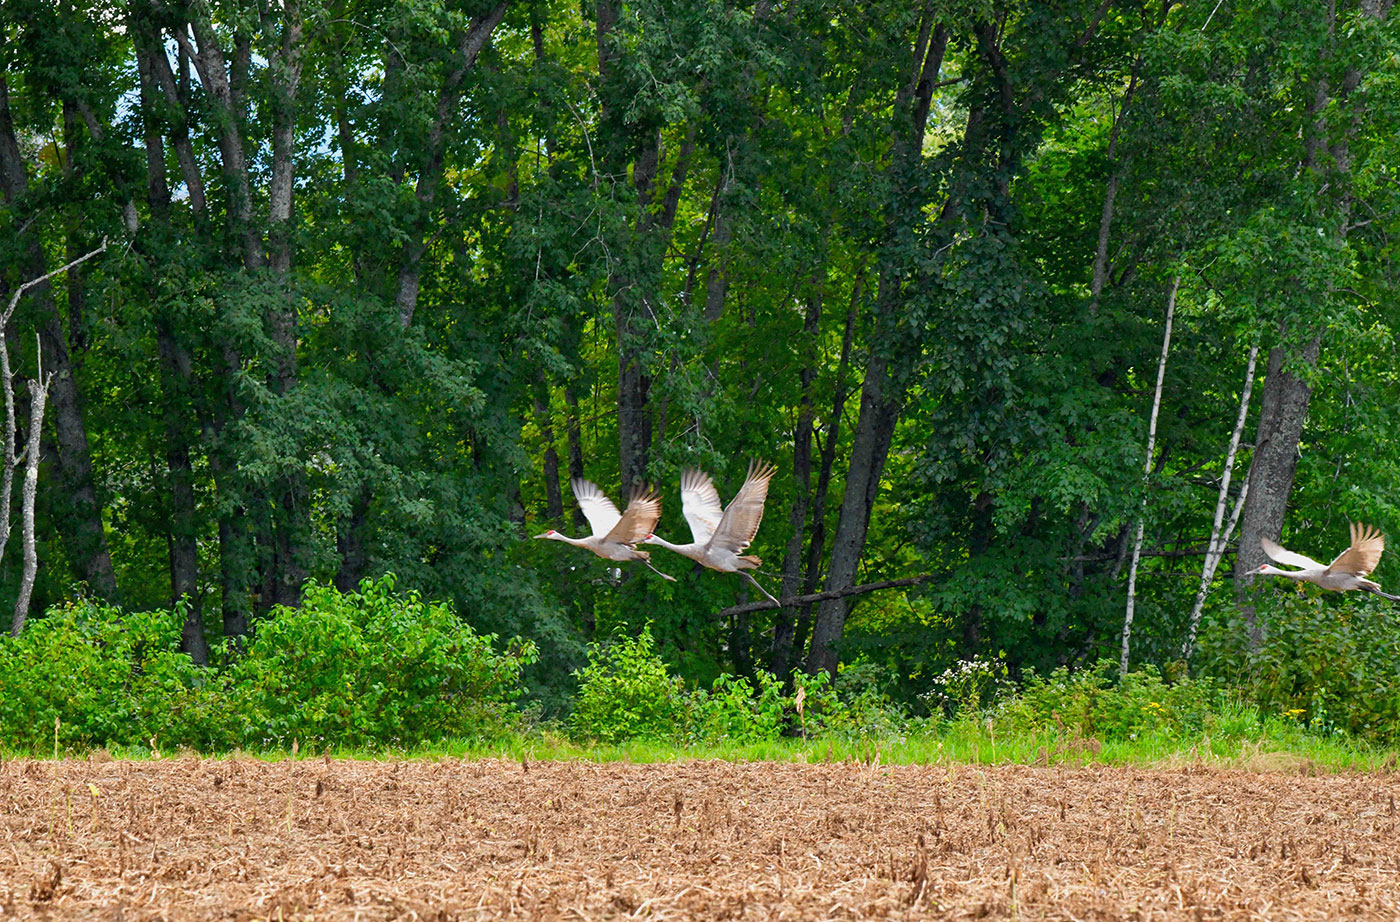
xmin=1 ymin=240 xmax=106 ymax=632
xmin=1120 ymin=274 xmax=1179 ymax=674
xmin=12 ymin=359 xmax=50 ymax=635
xmin=1182 ymin=339 xmax=1260 ymax=661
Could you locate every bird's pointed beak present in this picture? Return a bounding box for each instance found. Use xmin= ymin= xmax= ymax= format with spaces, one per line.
xmin=532 ymin=532 xmax=551 ymax=540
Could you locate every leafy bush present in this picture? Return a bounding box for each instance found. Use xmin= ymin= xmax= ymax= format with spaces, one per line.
xmin=0 ymin=576 xmax=534 ymax=753
xmin=1197 ymin=592 xmax=1400 ymax=741
xmin=569 ymin=626 xmax=686 ymax=744
xmin=777 ymin=660 xmax=912 ymax=740
xmin=997 ymin=661 xmax=1223 ymax=741
xmin=920 ymin=656 xmax=1014 ymax=718
xmin=226 ymin=577 xmax=536 ymax=748
xmin=692 ymin=669 xmax=789 ymax=743
xmin=0 ymin=600 xmax=209 ymax=751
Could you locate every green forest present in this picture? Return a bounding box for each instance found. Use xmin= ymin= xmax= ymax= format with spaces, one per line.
xmin=1 ymin=0 xmax=1399 ymax=745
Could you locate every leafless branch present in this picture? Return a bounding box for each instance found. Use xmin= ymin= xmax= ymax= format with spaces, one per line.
xmin=1 ymin=237 xmax=108 ymax=329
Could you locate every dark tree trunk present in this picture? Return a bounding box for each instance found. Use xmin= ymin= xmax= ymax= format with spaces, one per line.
xmin=565 ymin=385 xmax=586 ymax=531
xmin=160 ymin=322 xmax=207 ymax=663
xmin=794 ymin=276 xmax=861 ymax=662
xmin=136 ymin=52 xmax=208 ymax=661
xmin=802 ymin=19 xmax=948 ymax=677
xmin=266 ymin=0 xmax=307 ymax=608
xmin=0 ymin=78 xmax=119 ymax=603
xmin=1230 ymin=0 xmax=1390 ymax=645
xmin=394 ymin=1 xmax=510 ymax=327
xmin=536 ymin=386 xmax=564 ymax=522
xmin=1233 ymin=339 xmax=1320 ymax=645
xmin=960 ymin=493 xmax=995 ymax=656
xmin=771 ymin=271 xmax=823 ymax=679
xmin=805 ymin=350 xmax=900 ymax=677
xmin=335 ymin=486 xmax=372 ymax=593
xmin=61 ymin=103 xmax=90 ymax=358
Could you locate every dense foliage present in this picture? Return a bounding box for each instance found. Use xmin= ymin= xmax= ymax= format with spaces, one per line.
xmin=0 ymin=577 xmax=534 ymax=751
xmin=0 ymin=0 xmax=1398 ymax=724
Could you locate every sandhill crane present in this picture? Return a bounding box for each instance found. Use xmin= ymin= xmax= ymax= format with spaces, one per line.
xmin=535 ymin=479 xmax=676 ymax=582
xmin=1255 ymin=522 xmax=1400 ymax=601
xmin=643 ymin=460 xmax=780 ymax=603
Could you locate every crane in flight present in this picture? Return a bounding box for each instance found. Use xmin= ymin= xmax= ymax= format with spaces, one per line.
xmin=644 ymin=460 xmax=780 ymax=603
xmin=535 ymin=479 xmax=676 ymax=582
xmin=1255 ymin=522 xmax=1400 ymax=601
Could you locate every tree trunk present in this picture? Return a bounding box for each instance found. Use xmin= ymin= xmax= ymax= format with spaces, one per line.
xmin=1183 ymin=340 xmax=1258 ymax=661
xmin=0 ymin=77 xmax=119 ymax=602
xmin=1120 ymin=274 xmax=1178 ymax=674
xmin=137 ymin=26 xmax=209 ymax=661
xmin=536 ymin=385 xmax=564 ymax=522
xmin=771 ymin=271 xmax=822 ymax=679
xmin=394 ymin=1 xmax=510 ymax=328
xmin=1232 ymin=337 xmax=1320 ymax=645
xmin=334 ymin=485 xmax=371 ymax=593
xmin=803 ymin=18 xmax=948 ymax=678
xmin=1088 ymin=59 xmax=1141 ymax=315
xmin=175 ymin=12 xmax=261 ymax=271
xmin=157 ymin=319 xmax=208 ymax=662
xmin=806 ymin=350 xmax=900 ymax=677
xmin=564 ymin=385 xmax=586 ymax=531
xmin=12 ymin=373 xmax=50 ymax=635
xmin=794 ymin=272 xmax=861 ymax=664
xmin=266 ymin=0 xmax=307 ymax=608
xmin=1235 ymin=0 xmax=1394 ymax=645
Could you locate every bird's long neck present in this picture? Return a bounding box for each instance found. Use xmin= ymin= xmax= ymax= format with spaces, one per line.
xmin=645 ymin=533 xmax=692 ymax=554
xmin=550 ymin=533 xmax=590 ymax=548
xmin=1263 ymin=565 xmax=1306 ymax=580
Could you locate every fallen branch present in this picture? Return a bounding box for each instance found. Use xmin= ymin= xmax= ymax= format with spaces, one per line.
xmin=716 ymin=574 xmax=938 ymax=618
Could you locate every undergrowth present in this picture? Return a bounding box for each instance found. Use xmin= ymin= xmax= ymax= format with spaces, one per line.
xmin=2 ymin=581 xmax=1398 ymax=772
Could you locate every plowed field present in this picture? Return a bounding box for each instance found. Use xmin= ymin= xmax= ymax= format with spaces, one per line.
xmin=2 ymin=756 xmax=1398 ymax=919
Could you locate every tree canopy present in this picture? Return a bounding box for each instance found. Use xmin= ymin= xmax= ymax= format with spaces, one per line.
xmin=1 ymin=0 xmax=1397 ymax=709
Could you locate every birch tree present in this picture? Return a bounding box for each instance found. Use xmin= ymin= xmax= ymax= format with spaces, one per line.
xmin=2 ymin=240 xmax=107 ymax=634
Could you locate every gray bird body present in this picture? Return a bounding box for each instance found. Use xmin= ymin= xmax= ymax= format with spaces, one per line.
xmin=1257 ymin=523 xmax=1400 ymax=601
xmin=645 ymin=461 xmax=779 ymax=602
xmin=535 ymin=480 xmax=676 ymax=581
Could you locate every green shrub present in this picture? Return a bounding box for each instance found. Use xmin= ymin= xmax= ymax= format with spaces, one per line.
xmin=0 ymin=600 xmax=209 ymax=751
xmin=692 ymin=669 xmax=788 ymax=743
xmin=920 ymin=656 xmax=1013 ymax=718
xmin=226 ymin=576 xmax=536 ymax=748
xmin=778 ymin=661 xmax=911 ymax=740
xmin=0 ymin=576 xmax=534 ymax=753
xmin=569 ymin=626 xmax=686 ymax=744
xmin=1197 ymin=591 xmax=1400 ymax=741
xmin=997 ymin=661 xmax=1222 ymax=741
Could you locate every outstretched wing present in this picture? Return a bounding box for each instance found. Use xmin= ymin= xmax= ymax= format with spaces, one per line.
xmin=1260 ymin=537 xmax=1327 ymax=571
xmin=709 ymin=460 xmax=778 ymax=554
xmin=571 ymin=479 xmax=622 ymax=539
xmin=604 ymin=485 xmax=664 ymax=545
xmin=1326 ymin=522 xmax=1385 ymax=577
xmin=680 ymin=468 xmax=724 ymax=544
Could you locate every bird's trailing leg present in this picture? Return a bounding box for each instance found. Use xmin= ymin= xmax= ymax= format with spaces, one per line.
xmin=641 ymin=558 xmax=677 ymax=582
xmin=1365 ymin=585 xmax=1400 ymax=603
xmin=742 ymin=570 xmax=779 ymax=605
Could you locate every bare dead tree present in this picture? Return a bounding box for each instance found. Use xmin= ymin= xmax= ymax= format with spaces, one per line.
xmin=13 ymin=336 xmax=52 ymax=634
xmin=1120 ymin=273 xmax=1178 ymax=674
xmin=1182 ymin=339 xmax=1259 ymax=661
xmin=2 ymin=238 xmax=107 ymax=635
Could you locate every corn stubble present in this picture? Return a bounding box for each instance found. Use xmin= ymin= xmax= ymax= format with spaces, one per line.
xmin=0 ymin=757 xmax=1398 ymax=918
